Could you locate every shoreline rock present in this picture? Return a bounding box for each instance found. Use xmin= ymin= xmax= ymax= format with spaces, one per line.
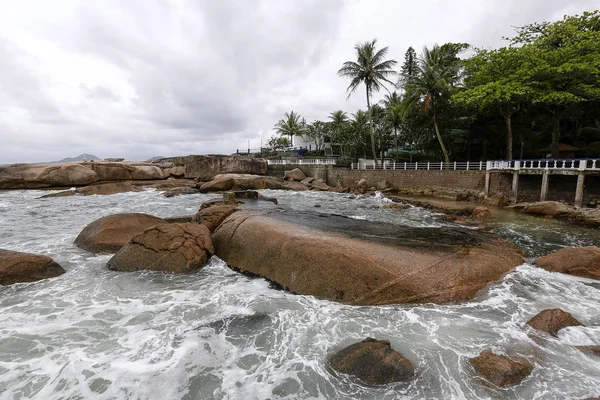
xmin=535 ymin=246 xmax=600 ymax=280
xmin=470 ymin=351 xmax=533 ymax=387
xmin=526 ymin=309 xmax=583 ymax=336
xmin=0 ymin=249 xmax=66 ymax=285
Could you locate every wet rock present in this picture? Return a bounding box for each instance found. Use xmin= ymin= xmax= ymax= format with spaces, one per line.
xmin=282 ymin=181 xmax=310 ymax=191
xmin=193 ymin=203 xmax=238 ymax=232
xmin=284 ymin=168 xmax=306 ymax=181
xmin=382 ymin=203 xmax=410 ymax=210
xmin=199 ymin=174 xmax=286 ymax=192
xmin=328 ymin=338 xmax=414 ymax=385
xmin=311 ymin=179 xmax=330 ymax=191
xmin=164 ymin=216 xmax=194 ymax=223
xmin=212 ymin=209 xmax=524 ymax=305
xmin=472 ymin=206 xmax=492 ymax=219
xmin=74 ymin=213 xmax=166 ymax=254
xmin=39 ymin=189 xmax=77 ymax=198
xmin=163 ymin=187 xmax=199 ymax=198
xmin=521 ymin=201 xmax=574 ymax=217
xmin=535 ymin=246 xmax=600 ymax=280
xmin=0 ymin=163 xmax=99 ymax=189
xmin=328 ymin=186 xmax=346 ymax=193
xmin=106 ymin=223 xmax=214 ymax=273
xmin=300 ymin=177 xmax=315 ymax=185
xmin=0 ymin=249 xmax=65 ymax=285
xmin=526 ymin=309 xmax=584 ymax=336
xmin=576 ymin=345 xmax=600 ymax=357
xmin=258 ymin=194 xmax=278 ymax=205
xmin=356 ymin=178 xmax=368 ymax=188
xmin=76 ymin=182 xmax=144 ymax=196
xmin=470 ymin=351 xmax=533 ymax=387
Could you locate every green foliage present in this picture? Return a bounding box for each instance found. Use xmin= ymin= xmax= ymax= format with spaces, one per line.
xmin=274 ymin=111 xmax=304 ymax=145
xmin=267 ymin=135 xmax=291 ymax=150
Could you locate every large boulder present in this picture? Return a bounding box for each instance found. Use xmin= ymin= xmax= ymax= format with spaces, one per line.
xmin=470 ymin=351 xmax=533 ymax=387
xmin=526 ymin=309 xmax=583 ymax=336
xmin=163 ymin=187 xmax=199 ymax=198
xmin=161 ymin=155 xmax=267 ymax=180
xmin=199 ymin=174 xmax=286 ymax=192
xmin=89 ymin=163 xmax=164 ymax=181
xmin=535 ymin=246 xmax=600 ymax=280
xmin=106 ymin=223 xmax=214 ymax=273
xmin=311 ymin=179 xmax=330 ymax=191
xmin=211 ymin=209 xmax=524 ymax=305
xmin=0 ymin=163 xmax=99 ymax=189
xmin=328 ymin=338 xmax=415 ymax=385
xmin=74 ymin=213 xmax=166 ymax=254
xmin=284 ymin=168 xmax=306 ymax=181
xmin=0 ymin=249 xmax=65 ymax=285
xmin=521 ymin=201 xmax=574 ymax=217
xmin=193 ymin=203 xmax=239 ymax=232
xmin=77 ymin=182 xmax=143 ymax=196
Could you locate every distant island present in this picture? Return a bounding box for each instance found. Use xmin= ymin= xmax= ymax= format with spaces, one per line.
xmin=51 ymin=153 xmax=100 ymax=163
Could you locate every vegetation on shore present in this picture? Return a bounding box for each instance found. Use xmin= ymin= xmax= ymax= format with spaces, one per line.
xmin=268 ymin=11 xmax=600 ymax=162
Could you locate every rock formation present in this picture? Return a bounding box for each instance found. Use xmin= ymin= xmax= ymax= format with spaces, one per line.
xmin=328 ymin=338 xmax=415 ymax=385
xmin=526 ymin=309 xmax=583 ymax=336
xmin=198 ymin=174 xmax=287 ymax=192
xmin=74 ymin=213 xmax=166 ymax=254
xmin=535 ymin=246 xmax=600 ymax=280
xmin=0 ymin=249 xmax=65 ymax=285
xmin=211 ymin=208 xmax=524 ymax=305
xmin=193 ymin=202 xmax=239 ymax=232
xmin=470 ymin=351 xmax=533 ymax=387
xmin=284 ymin=168 xmax=306 ymax=181
xmin=106 ymin=223 xmax=214 ymax=273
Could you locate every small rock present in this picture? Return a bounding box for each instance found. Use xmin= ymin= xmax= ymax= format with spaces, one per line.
xmin=576 ymin=345 xmax=600 ymax=357
xmin=76 ymin=182 xmax=143 ymax=196
xmin=107 ymin=223 xmax=214 ymax=273
xmin=535 ymin=246 xmax=600 ymax=280
xmin=311 ymin=180 xmax=330 ymax=191
xmin=356 ymin=178 xmax=368 ymax=188
xmin=526 ymin=309 xmax=584 ymax=336
xmin=328 ymin=338 xmax=415 ymax=385
xmin=470 ymin=351 xmax=533 ymax=387
xmin=382 ymin=203 xmax=410 ymax=210
xmin=163 ymin=187 xmax=199 ymax=197
xmin=314 ymin=204 xmax=321 ymax=208
xmin=0 ymin=249 xmax=65 ymax=285
xmin=472 ymin=206 xmax=492 ymax=219
xmin=284 ymin=168 xmax=306 ymax=181
xmin=300 ymin=177 xmax=315 ymax=185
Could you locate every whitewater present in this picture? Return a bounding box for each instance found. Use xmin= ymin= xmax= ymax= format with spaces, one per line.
xmin=0 ymin=189 xmax=599 ymax=400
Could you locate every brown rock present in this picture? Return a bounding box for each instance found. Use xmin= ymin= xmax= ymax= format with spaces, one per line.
xmin=193 ymin=204 xmax=238 ymax=232
xmin=161 ymin=155 xmax=267 ymax=180
xmin=39 ymin=189 xmax=77 ymax=198
xmin=106 ymin=223 xmax=214 ymax=273
xmin=0 ymin=163 xmax=99 ymax=189
xmin=284 ymin=168 xmax=306 ymax=181
xmin=90 ymin=163 xmax=164 ymax=181
xmin=77 ymin=182 xmax=143 ymax=196
xmin=470 ymin=351 xmax=533 ymax=387
xmin=356 ymin=178 xmax=368 ymax=188
xmin=576 ymin=345 xmax=600 ymax=357
xmin=212 ymin=210 xmax=524 ymax=305
xmin=521 ymin=201 xmax=574 ymax=217
xmin=282 ymin=181 xmax=309 ymax=191
xmin=199 ymin=174 xmax=285 ymax=192
xmin=300 ymin=177 xmax=315 ymax=185
xmin=0 ymin=249 xmax=65 ymax=285
xmin=472 ymin=206 xmax=492 ymax=219
xmin=311 ymin=180 xmax=330 ymax=191
xmin=535 ymin=246 xmax=600 ymax=280
xmin=382 ymin=203 xmax=410 ymax=210
xmin=74 ymin=213 xmax=166 ymax=254
xmin=526 ymin=309 xmax=584 ymax=335
xmin=163 ymin=187 xmax=199 ymax=197
xmin=328 ymin=338 xmax=414 ymax=385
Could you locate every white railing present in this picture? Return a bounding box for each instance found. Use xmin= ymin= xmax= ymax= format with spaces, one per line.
xmin=487 ymin=159 xmax=600 ymax=171
xmin=351 ymin=161 xmax=486 ymax=171
xmin=267 ymin=158 xmax=337 ymax=165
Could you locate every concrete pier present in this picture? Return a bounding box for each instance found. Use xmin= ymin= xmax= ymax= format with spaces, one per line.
xmin=540 ymin=172 xmax=549 ymax=202
xmin=511 ymin=172 xmax=519 ymax=204
xmin=575 ymin=174 xmax=585 ymax=208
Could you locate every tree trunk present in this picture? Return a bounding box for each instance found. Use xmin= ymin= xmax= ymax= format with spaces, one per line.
xmin=394 ymin=126 xmax=398 ymax=162
xmin=432 ymin=103 xmax=450 ymax=165
xmin=366 ymin=86 xmax=378 ymax=163
xmin=551 ymin=116 xmax=560 ymax=158
xmin=504 ymin=113 xmax=513 ymax=160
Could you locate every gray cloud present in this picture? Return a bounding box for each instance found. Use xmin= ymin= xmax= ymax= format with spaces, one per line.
xmin=0 ymin=0 xmax=597 ymax=163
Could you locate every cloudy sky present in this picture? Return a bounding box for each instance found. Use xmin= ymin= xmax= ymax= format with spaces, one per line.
xmin=0 ymin=0 xmax=597 ymax=163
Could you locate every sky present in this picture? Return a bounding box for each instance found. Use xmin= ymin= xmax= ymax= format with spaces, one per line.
xmin=0 ymin=0 xmax=598 ymax=163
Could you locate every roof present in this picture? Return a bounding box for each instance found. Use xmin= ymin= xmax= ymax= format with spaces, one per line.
xmin=539 ymin=143 xmax=580 ymax=152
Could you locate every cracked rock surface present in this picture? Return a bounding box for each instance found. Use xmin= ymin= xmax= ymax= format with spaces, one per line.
xmin=107 ymin=223 xmax=214 ymax=273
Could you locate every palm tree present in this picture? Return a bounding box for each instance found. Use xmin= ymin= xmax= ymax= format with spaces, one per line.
xmin=274 ymin=111 xmax=303 ymax=146
xmin=338 ymin=39 xmax=397 ymax=163
xmin=404 ymin=44 xmax=463 ymax=165
xmin=329 ymin=110 xmax=348 ymax=157
xmin=380 ymin=91 xmax=401 ymax=108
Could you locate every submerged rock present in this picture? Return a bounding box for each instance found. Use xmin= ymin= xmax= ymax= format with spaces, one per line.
xmin=0 ymin=249 xmax=65 ymax=285
xmin=328 ymin=338 xmax=415 ymax=385
xmin=74 ymin=213 xmax=166 ymax=254
xmin=106 ymin=223 xmax=213 ymax=273
xmin=526 ymin=309 xmax=584 ymax=336
xmin=284 ymin=168 xmax=306 ymax=181
xmin=212 ymin=208 xmax=524 ymax=305
xmin=535 ymin=246 xmax=600 ymax=280
xmin=576 ymin=345 xmax=600 ymax=357
xmin=76 ymin=182 xmax=144 ymax=196
xmin=470 ymin=351 xmax=533 ymax=387
xmin=521 ymin=201 xmax=574 ymax=217
xmin=163 ymin=187 xmax=199 ymax=197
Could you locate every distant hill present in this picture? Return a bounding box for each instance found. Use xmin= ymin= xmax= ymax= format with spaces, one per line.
xmin=52 ymin=153 xmax=100 ymax=163
xmin=146 ymin=156 xmax=166 ymax=161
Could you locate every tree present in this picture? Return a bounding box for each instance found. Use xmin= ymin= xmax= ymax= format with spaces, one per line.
xmin=329 ymin=110 xmax=349 ymax=157
xmin=302 ymin=120 xmax=328 ymax=154
xmin=274 ymin=111 xmax=303 ymax=146
xmin=338 ymin=39 xmax=398 ymax=162
xmin=400 ymin=46 xmax=418 ymax=85
xmin=380 ymin=91 xmax=402 ymax=108
xmin=451 ymin=46 xmax=529 ymax=159
xmin=267 ymin=135 xmax=291 ymax=150
xmin=386 ymin=103 xmax=406 ymax=161
xmin=403 ymin=43 xmax=467 ymax=164
xmin=510 ymin=11 xmax=600 ymax=158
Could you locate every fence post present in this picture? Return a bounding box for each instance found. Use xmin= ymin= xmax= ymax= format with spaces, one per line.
xmin=453 ymin=161 xmax=456 ymax=170
xmin=479 ymin=161 xmax=483 ymax=170
xmin=404 ymin=162 xmax=407 ymax=170
xmin=393 ymin=161 xmax=396 ymax=170
xmin=466 ymin=161 xmax=470 ymax=171
xmin=427 ymin=162 xmax=430 ymax=170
